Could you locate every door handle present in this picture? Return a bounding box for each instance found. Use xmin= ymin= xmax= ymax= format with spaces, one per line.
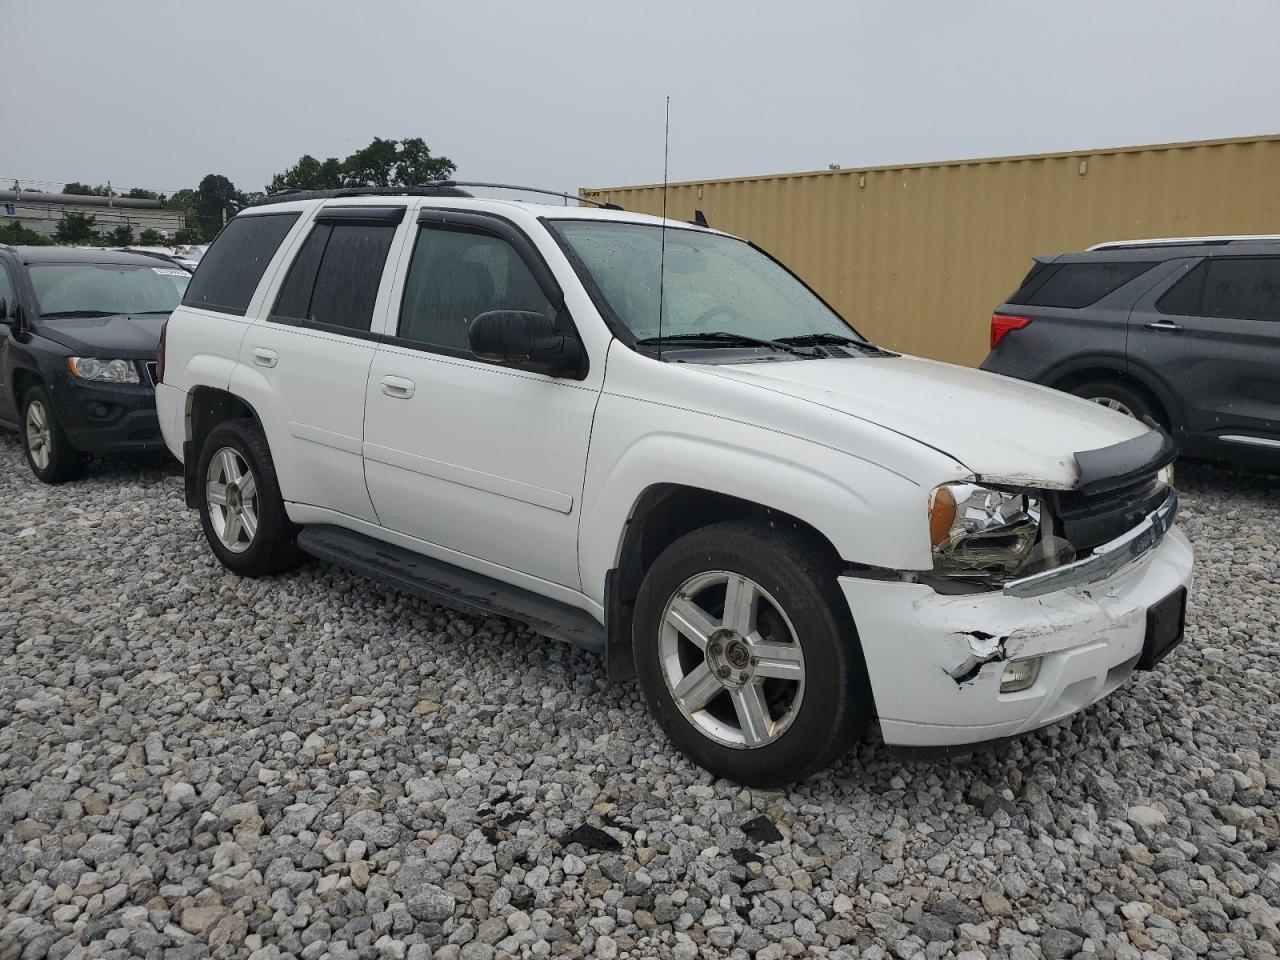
xmin=380 ymin=375 xmax=415 ymax=399
xmin=252 ymin=347 xmax=279 ymax=367
xmin=1145 ymin=320 xmax=1184 ymax=333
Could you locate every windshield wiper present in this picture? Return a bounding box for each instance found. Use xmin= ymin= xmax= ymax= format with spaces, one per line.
xmin=635 ymin=331 xmax=816 ymax=357
xmin=39 ymin=310 xmax=117 ymax=319
xmin=774 ymin=332 xmax=871 ymax=347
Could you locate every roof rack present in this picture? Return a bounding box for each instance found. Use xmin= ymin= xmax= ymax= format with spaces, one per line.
xmin=118 ymin=248 xmax=195 ymax=270
xmin=250 ymin=181 xmax=624 ymax=211
xmin=252 ymin=184 xmax=474 ymax=206
xmin=1088 ymin=234 xmax=1280 ymax=251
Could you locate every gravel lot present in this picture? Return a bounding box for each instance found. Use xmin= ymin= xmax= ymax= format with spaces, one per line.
xmin=2 ymin=433 xmax=1278 ymax=960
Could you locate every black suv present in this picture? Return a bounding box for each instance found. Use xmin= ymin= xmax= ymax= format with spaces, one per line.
xmin=0 ymin=245 xmax=190 ymax=482
xmin=983 ymin=236 xmax=1280 ymax=468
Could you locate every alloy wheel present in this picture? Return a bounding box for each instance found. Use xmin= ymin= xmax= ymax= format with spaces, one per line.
xmin=206 ymin=447 xmax=259 ymax=553
xmin=25 ymin=401 xmax=52 ymax=470
xmin=1089 ymin=396 xmax=1136 ymax=418
xmin=659 ymin=570 xmax=806 ymax=749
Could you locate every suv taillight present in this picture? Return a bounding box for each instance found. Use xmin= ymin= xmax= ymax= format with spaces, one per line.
xmin=156 ymin=320 xmax=168 ymax=384
xmin=990 ymin=313 xmax=1031 ymax=349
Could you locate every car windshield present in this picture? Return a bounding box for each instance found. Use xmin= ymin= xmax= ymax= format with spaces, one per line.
xmin=551 ymin=220 xmax=866 ymax=349
xmin=30 ymin=262 xmax=189 ymax=317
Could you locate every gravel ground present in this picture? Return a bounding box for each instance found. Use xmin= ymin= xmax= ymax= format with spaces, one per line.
xmin=2 ymin=433 xmax=1278 ymax=960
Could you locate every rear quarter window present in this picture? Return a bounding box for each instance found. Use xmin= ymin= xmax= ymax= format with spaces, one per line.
xmin=1009 ymin=261 xmax=1157 ymax=309
xmin=182 ymin=212 xmax=300 ymax=315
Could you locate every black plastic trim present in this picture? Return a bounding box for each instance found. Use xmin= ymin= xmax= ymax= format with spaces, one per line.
xmin=183 ymin=440 xmax=198 ymax=508
xmin=315 ymin=205 xmax=407 ymax=225
xmin=1074 ymin=428 xmax=1177 ymax=496
xmin=296 ymin=525 xmax=605 ymax=653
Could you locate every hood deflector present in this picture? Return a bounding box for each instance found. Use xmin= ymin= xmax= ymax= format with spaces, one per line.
xmin=1074 ymin=426 xmax=1177 ymax=496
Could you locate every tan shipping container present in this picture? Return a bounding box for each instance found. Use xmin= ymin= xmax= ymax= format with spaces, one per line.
xmin=582 ymin=134 xmax=1280 ymax=367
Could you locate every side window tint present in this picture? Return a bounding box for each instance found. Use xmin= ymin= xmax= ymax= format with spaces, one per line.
xmin=397 ymin=227 xmax=555 ymax=352
xmin=272 ymin=225 xmax=331 ymax=322
xmin=1201 ymin=258 xmax=1280 ymax=322
xmin=0 ymin=262 xmax=15 ymax=310
xmin=182 ymin=212 xmax=299 ymax=315
xmin=272 ymin=223 xmax=397 ymax=332
xmin=1012 ymin=261 xmax=1157 ymax=309
xmin=1156 ymin=261 xmax=1207 ymax=316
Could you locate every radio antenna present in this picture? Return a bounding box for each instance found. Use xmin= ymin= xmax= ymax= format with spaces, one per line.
xmin=657 ymin=96 xmax=670 ymax=361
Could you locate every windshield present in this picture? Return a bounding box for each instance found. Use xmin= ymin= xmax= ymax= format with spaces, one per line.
xmin=551 ymin=221 xmax=865 ymax=347
xmin=30 ymin=263 xmax=189 ymax=317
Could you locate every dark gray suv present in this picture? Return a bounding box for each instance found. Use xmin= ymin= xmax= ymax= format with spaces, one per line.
xmin=982 ymin=236 xmax=1280 ymax=468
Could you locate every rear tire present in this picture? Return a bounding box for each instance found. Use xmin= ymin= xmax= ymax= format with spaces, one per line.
xmin=1068 ymin=379 xmax=1158 ymax=424
xmin=633 ymin=519 xmax=873 ymax=786
xmin=22 ymin=385 xmax=85 ymax=484
xmin=196 ymin=419 xmax=303 ymax=576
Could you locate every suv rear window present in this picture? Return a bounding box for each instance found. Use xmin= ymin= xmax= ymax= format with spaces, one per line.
xmin=1009 ymin=261 xmax=1156 ymax=309
xmin=182 ymin=212 xmax=299 ymax=315
xmin=1158 ymin=257 xmax=1280 ymax=322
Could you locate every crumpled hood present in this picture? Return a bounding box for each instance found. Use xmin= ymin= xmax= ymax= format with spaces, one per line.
xmin=35 ymin=313 xmax=166 ymax=358
xmin=699 ymin=354 xmax=1149 ymax=489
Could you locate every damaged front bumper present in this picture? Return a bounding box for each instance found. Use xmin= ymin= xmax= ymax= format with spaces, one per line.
xmin=840 ymin=526 xmax=1194 ymax=748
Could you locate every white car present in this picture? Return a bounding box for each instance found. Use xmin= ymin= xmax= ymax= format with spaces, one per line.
xmin=156 ymin=186 xmax=1193 ymax=785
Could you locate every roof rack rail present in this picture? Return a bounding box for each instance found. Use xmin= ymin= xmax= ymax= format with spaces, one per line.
xmin=1088 ymin=234 xmax=1280 ymax=251
xmin=250 ymin=181 xmax=624 ymax=211
xmin=251 ymin=184 xmax=475 ymax=206
xmin=441 ymin=181 xmax=624 ymax=210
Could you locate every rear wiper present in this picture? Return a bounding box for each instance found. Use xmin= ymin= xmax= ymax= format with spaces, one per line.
xmin=39 ymin=309 xmax=115 ymax=319
xmin=635 ymin=331 xmax=816 ymax=357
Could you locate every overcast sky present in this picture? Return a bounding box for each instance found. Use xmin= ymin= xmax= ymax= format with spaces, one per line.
xmin=7 ymin=0 xmax=1279 ymax=198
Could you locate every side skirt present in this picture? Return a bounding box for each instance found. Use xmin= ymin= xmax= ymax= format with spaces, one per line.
xmin=296 ymin=524 xmax=606 ymax=654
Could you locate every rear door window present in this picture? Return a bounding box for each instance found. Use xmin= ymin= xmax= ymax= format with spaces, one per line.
xmin=182 ymin=212 xmax=299 ymax=315
xmin=272 ymin=222 xmax=399 ymax=333
xmin=1160 ymin=257 xmax=1280 ymax=322
xmin=1010 ymin=261 xmax=1157 ymax=309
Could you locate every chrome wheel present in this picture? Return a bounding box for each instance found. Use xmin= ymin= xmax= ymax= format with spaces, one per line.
xmin=1089 ymin=396 xmax=1136 ymax=418
xmin=25 ymin=401 xmax=52 ymax=470
xmin=205 ymin=447 xmax=258 ymax=553
xmin=659 ymin=570 xmax=805 ymax=749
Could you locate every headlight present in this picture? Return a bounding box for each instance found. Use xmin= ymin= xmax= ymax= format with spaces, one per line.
xmin=67 ymin=357 xmax=141 ymax=384
xmin=1157 ymin=463 xmax=1174 ymax=489
xmin=928 ymin=483 xmax=1045 ymax=581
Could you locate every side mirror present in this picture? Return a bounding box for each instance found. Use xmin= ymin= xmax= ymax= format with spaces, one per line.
xmin=468 ymin=310 xmax=583 ymax=377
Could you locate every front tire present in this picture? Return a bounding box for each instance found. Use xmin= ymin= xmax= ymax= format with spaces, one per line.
xmin=633 ymin=519 xmax=873 ymax=786
xmin=196 ymin=419 xmax=303 ymax=576
xmin=22 ymin=386 xmax=85 ymax=484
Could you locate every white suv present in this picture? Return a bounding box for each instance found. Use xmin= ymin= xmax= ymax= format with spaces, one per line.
xmin=156 ymin=185 xmax=1193 ymax=785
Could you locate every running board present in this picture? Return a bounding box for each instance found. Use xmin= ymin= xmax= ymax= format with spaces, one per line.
xmin=296 ymin=525 xmax=605 ymax=653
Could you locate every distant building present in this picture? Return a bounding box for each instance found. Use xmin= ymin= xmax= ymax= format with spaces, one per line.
xmin=0 ymin=188 xmax=187 ymax=238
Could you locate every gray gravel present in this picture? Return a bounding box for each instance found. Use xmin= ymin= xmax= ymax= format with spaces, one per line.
xmin=2 ymin=433 xmax=1278 ymax=960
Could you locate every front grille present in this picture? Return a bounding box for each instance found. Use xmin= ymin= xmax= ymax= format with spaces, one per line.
xmin=1048 ymin=473 xmax=1166 ymax=553
xmin=144 ymin=361 xmax=159 ymax=387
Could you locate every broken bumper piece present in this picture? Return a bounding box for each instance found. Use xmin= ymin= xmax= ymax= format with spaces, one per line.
xmin=839 ymin=526 xmax=1193 ymax=748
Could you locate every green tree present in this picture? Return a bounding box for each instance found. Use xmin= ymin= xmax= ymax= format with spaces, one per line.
xmin=107 ymin=225 xmax=136 ymax=246
xmin=193 ymin=174 xmax=243 ymax=240
xmin=166 ymin=188 xmax=196 ymax=210
xmin=266 ymin=137 xmax=455 ymax=193
xmin=173 ymin=227 xmax=204 ymax=245
xmin=124 ymin=187 xmax=159 ymax=200
xmin=138 ymin=229 xmax=167 ymax=245
xmin=54 ymin=212 xmax=100 ymax=244
xmin=62 ymin=182 xmax=110 ymax=197
xmin=268 ymin=154 xmax=345 ymax=193
xmin=0 ymin=221 xmax=53 ymax=245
